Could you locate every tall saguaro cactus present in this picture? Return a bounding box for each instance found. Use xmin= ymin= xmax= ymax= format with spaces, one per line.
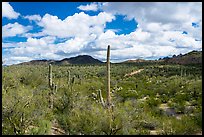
xmin=96 ymin=45 xmax=116 ymax=134
xmin=49 ymin=64 xmax=52 ymax=89
xmin=48 ymin=64 xmax=57 ymax=109
xmin=67 ymin=70 xmax=70 ymax=87
xmin=107 ymin=45 xmax=111 ymax=109
xmin=98 ymin=45 xmax=112 ymax=108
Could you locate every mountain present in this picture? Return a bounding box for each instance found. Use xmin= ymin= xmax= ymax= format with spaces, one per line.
xmin=161 ymin=50 xmax=202 ymax=65
xmin=120 ymin=50 xmax=202 ymax=65
xmin=19 ymin=55 xmax=103 ymax=65
xmin=21 ymin=59 xmax=56 ymax=65
xmin=55 ymin=55 xmax=103 ymax=65
xmin=18 ymin=50 xmax=202 ymax=66
xmin=121 ymin=59 xmax=155 ymax=63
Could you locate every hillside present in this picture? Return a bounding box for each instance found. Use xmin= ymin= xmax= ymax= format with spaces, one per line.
xmin=3 ymin=59 xmax=202 ymax=135
xmin=21 ymin=59 xmax=56 ymax=65
xmin=19 ymin=55 xmax=103 ymax=65
xmin=122 ymin=59 xmax=153 ymax=63
xmin=55 ymin=55 xmax=103 ymax=65
xmin=161 ymin=50 xmax=202 ymax=65
xmin=122 ymin=50 xmax=202 ymax=65
xmin=18 ymin=50 xmax=202 ymax=66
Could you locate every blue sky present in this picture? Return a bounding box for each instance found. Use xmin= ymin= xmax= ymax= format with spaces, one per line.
xmin=2 ymin=2 xmax=202 ymax=65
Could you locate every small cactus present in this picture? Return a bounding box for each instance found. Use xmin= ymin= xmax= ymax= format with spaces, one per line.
xmin=71 ymin=76 xmax=75 ymax=84
xmin=54 ymin=84 xmax=57 ymax=93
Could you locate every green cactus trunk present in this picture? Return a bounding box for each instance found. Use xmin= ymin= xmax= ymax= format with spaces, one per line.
xmin=48 ymin=64 xmax=53 ymax=109
xmin=181 ymin=68 xmax=183 ymax=77
xmin=107 ymin=45 xmax=111 ymax=108
xmin=67 ymin=70 xmax=70 ymax=86
xmin=106 ymin=45 xmax=113 ymax=134
xmin=70 ymin=76 xmax=75 ymax=92
xmin=48 ymin=64 xmax=57 ymax=109
xmin=49 ymin=64 xmax=52 ymax=89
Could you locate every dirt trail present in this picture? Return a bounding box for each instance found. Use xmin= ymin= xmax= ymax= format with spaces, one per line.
xmin=51 ymin=126 xmax=66 ymax=135
xmin=124 ymin=69 xmax=144 ymax=77
xmin=50 ymin=119 xmax=66 ymax=135
xmin=195 ymin=131 xmax=202 ymax=135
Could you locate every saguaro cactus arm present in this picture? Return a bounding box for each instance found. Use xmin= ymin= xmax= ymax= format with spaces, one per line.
xmin=98 ymin=89 xmax=105 ymax=108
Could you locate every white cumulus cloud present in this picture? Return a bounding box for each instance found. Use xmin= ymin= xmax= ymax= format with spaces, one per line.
xmin=2 ymin=22 xmax=32 ymax=38
xmin=77 ymin=3 xmax=98 ymax=11
xmin=2 ymin=2 xmax=20 ymax=19
xmin=36 ymin=12 xmax=115 ymax=38
xmin=2 ymin=2 xmax=202 ymax=65
xmin=23 ymin=14 xmax=42 ymax=22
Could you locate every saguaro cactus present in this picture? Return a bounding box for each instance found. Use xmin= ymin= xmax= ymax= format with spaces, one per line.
xmin=49 ymin=64 xmax=52 ymax=89
xmin=48 ymin=64 xmax=57 ymax=109
xmin=96 ymin=45 xmax=115 ymax=134
xmin=98 ymin=45 xmax=112 ymax=108
xmin=181 ymin=67 xmax=183 ymax=77
xmin=107 ymin=45 xmax=111 ymax=108
xmin=67 ymin=70 xmax=70 ymax=86
xmin=70 ymin=75 xmax=75 ymax=92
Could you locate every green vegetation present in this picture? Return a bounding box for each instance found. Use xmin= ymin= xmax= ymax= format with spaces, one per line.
xmin=2 ymin=58 xmax=202 ymax=135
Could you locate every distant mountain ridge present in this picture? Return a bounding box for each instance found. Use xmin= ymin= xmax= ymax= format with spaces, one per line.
xmin=123 ymin=50 xmax=202 ymax=65
xmin=18 ymin=50 xmax=202 ymax=65
xmin=121 ymin=59 xmax=155 ymax=63
xmin=20 ymin=55 xmax=103 ymax=65
xmin=55 ymin=55 xmax=103 ymax=65
xmin=161 ymin=50 xmax=202 ymax=65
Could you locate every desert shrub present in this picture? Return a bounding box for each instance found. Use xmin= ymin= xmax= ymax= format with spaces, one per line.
xmin=193 ymin=112 xmax=202 ymax=128
xmin=2 ymin=81 xmax=53 ymax=135
xmin=2 ymin=63 xmax=202 ymax=135
xmin=160 ymin=116 xmax=201 ymax=135
xmin=56 ymin=100 xmax=108 ymax=135
xmin=150 ymin=107 xmax=164 ymax=117
xmin=28 ymin=120 xmax=52 ymax=135
xmin=160 ymin=94 xmax=168 ymax=103
xmin=20 ymin=70 xmax=46 ymax=88
xmin=146 ymin=97 xmax=161 ymax=108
